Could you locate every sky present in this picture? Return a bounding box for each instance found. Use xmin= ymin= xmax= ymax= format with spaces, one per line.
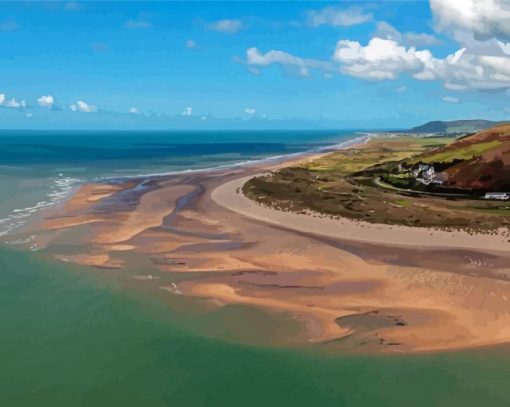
xmin=1 ymin=0 xmax=510 ymax=130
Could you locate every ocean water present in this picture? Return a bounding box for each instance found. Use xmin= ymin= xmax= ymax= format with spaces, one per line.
xmin=2 ymin=130 xmax=510 ymax=406
xmin=0 ymin=129 xmax=359 ymax=238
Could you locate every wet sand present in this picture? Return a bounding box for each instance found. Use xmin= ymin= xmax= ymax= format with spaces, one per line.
xmin=23 ymin=148 xmax=510 ymax=353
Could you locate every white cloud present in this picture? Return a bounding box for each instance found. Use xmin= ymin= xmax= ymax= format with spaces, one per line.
xmin=243 ymin=0 xmax=510 ymax=93
xmin=4 ymin=98 xmax=25 ymax=108
xmin=431 ymin=0 xmax=510 ymax=41
xmin=245 ymin=108 xmax=256 ymax=114
xmin=306 ymin=6 xmax=372 ymax=28
xmin=333 ymin=34 xmax=510 ymax=91
xmin=70 ymin=100 xmax=97 ymax=113
xmin=498 ymin=41 xmax=510 ymax=54
xmin=38 ymin=95 xmax=54 ymax=108
xmin=333 ymin=38 xmax=433 ymax=80
xmin=0 ymin=93 xmax=25 ymax=108
xmin=186 ymin=39 xmax=197 ymax=49
xmin=246 ymin=47 xmax=331 ymax=78
xmin=374 ymin=22 xmax=402 ymax=42
xmin=416 ymin=48 xmax=510 ymax=91
xmin=442 ymin=96 xmax=459 ymax=103
xmin=375 ymin=22 xmax=440 ymax=47
xmin=208 ymin=19 xmax=244 ymax=34
xmin=125 ymin=19 xmax=152 ymax=29
xmin=405 ymin=32 xmax=441 ymax=47
xmin=129 ymin=107 xmax=140 ymax=114
xmin=182 ymin=107 xmax=192 ymax=116
xmin=396 ymin=85 xmax=407 ymax=93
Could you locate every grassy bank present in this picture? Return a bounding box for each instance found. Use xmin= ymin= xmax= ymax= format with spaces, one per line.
xmin=243 ymin=136 xmax=510 ymax=231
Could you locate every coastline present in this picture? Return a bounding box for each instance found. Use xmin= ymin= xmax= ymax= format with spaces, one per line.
xmin=15 ymin=135 xmax=510 ymax=353
xmin=211 ymin=174 xmax=510 ymax=252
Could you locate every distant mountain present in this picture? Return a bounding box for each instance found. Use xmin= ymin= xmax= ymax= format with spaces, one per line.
xmin=410 ymin=120 xmax=506 ymax=134
xmin=408 ymin=123 xmax=510 ymax=191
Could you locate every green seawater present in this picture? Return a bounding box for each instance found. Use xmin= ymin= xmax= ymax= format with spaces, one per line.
xmin=2 ymin=245 xmax=510 ymax=407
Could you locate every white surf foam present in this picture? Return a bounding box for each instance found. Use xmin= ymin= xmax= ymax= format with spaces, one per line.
xmin=0 ymin=174 xmax=83 ymax=239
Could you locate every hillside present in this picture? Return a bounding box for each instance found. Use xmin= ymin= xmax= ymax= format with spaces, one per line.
xmin=408 ymin=123 xmax=510 ymax=191
xmin=410 ymin=119 xmax=504 ymax=133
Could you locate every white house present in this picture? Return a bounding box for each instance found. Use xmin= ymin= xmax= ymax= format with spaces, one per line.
xmin=484 ymin=192 xmax=510 ymax=200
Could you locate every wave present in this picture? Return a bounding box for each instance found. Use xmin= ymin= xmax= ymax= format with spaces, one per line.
xmin=0 ymin=175 xmax=82 ymax=241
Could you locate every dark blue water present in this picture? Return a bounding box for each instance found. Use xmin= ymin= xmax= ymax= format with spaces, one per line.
xmin=0 ymin=129 xmax=359 ymax=172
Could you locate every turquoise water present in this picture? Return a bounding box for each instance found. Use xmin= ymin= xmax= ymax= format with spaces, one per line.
xmin=1 ymin=246 xmax=510 ymax=406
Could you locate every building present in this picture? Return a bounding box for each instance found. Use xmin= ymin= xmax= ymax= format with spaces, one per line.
xmin=414 ymin=164 xmax=439 ymax=185
xmin=484 ymin=192 xmax=510 ymax=200
xmin=431 ymin=172 xmax=449 ymax=185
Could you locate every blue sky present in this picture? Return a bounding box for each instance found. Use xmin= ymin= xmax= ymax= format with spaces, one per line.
xmin=1 ymin=0 xmax=510 ymax=129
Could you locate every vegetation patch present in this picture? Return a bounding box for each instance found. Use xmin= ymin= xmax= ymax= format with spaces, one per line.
xmin=243 ymin=135 xmax=510 ymax=232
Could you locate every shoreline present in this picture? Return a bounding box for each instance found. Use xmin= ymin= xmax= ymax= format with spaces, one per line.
xmin=211 ymin=174 xmax=510 ymax=253
xmin=97 ymin=133 xmax=372 ymax=184
xmin=16 ymin=135 xmax=510 ymax=353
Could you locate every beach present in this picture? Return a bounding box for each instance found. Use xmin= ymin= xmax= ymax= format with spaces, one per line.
xmin=18 ymin=138 xmax=510 ymax=353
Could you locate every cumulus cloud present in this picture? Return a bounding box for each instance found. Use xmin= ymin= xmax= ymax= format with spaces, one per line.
xmin=417 ymin=48 xmax=510 ymax=91
xmin=246 ymin=47 xmax=331 ymax=78
xmin=38 ymin=95 xmax=54 ymax=108
xmin=306 ymin=6 xmax=372 ymax=28
xmin=0 ymin=93 xmax=25 ymax=108
xmin=247 ymin=33 xmax=510 ymax=91
xmin=70 ymin=100 xmax=97 ymax=113
xmin=332 ymin=35 xmax=510 ymax=91
xmin=207 ymin=19 xmax=244 ymax=34
xmin=129 ymin=107 xmax=140 ymax=114
xmin=431 ymin=0 xmax=510 ymax=41
xmin=333 ymin=38 xmax=433 ymax=80
xmin=245 ymin=108 xmax=256 ymax=114
xmin=243 ymin=0 xmax=510 ymax=93
xmin=442 ymin=96 xmax=459 ymax=103
xmin=182 ymin=107 xmax=192 ymax=116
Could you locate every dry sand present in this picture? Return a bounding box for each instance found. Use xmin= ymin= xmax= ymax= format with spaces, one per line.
xmin=212 ymin=175 xmax=510 ymax=252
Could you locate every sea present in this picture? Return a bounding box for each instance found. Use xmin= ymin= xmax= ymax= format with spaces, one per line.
xmin=1 ymin=129 xmax=510 ymax=406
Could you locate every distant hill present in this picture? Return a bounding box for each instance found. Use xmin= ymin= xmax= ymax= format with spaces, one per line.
xmin=408 ymin=123 xmax=510 ymax=191
xmin=410 ymin=120 xmax=506 ymax=134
